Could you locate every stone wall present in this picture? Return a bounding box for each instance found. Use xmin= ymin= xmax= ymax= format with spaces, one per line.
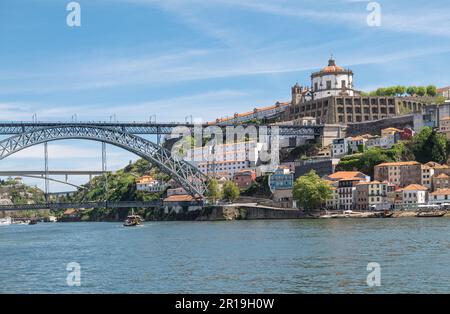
xmin=345 ymin=114 xmax=415 ymax=137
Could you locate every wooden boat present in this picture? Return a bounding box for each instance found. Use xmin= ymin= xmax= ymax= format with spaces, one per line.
xmin=416 ymin=211 xmax=446 ymax=218
xmin=123 ymin=209 xmax=142 ymax=227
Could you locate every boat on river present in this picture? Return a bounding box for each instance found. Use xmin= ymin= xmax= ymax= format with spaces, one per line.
xmin=0 ymin=217 xmax=12 ymax=226
xmin=416 ymin=211 xmax=446 ymax=218
xmin=123 ymin=209 xmax=143 ymax=227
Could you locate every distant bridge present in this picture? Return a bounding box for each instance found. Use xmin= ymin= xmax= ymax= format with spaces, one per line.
xmin=0 ymin=171 xmax=106 ymax=189
xmin=0 ymin=200 xmax=167 ymax=211
xmin=0 ymin=121 xmax=323 ymax=137
xmin=0 ymin=170 xmax=103 ymax=176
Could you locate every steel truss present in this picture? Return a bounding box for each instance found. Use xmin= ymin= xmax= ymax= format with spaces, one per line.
xmin=0 ymin=125 xmax=208 ymax=197
xmin=0 ymin=122 xmax=322 ymax=136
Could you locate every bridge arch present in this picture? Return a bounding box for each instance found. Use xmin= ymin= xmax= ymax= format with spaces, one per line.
xmin=0 ymin=125 xmax=207 ymax=197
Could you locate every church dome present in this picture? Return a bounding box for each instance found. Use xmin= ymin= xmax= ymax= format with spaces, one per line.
xmin=321 ymin=58 xmax=344 ymax=73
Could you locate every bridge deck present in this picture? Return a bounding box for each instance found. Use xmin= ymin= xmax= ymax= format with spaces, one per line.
xmin=0 ymin=170 xmax=104 ymax=176
xmin=0 ymin=121 xmax=323 ymax=136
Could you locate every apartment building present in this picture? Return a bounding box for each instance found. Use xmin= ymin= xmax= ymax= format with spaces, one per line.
xmin=374 ymin=161 xmax=422 ymax=188
xmin=331 ymin=136 xmax=365 ymax=157
xmin=187 ymin=141 xmax=264 ymax=179
xmin=324 ymin=180 xmax=339 ymax=210
xmin=355 ymin=180 xmax=396 ymax=210
xmin=429 ymin=188 xmax=450 ymax=204
xmin=323 ymin=171 xmax=370 ymax=210
xmin=136 ymin=175 xmax=168 ymax=193
xmin=233 ymin=169 xmax=256 ymax=190
xmin=439 ymin=117 xmax=450 ymax=140
xmin=268 ymin=166 xmax=294 ymax=207
xmin=395 ymin=184 xmax=428 ymax=206
xmin=365 ymin=134 xmax=397 ymax=149
xmin=432 ymin=173 xmax=450 ymax=191
xmin=421 ymin=164 xmax=435 ymax=189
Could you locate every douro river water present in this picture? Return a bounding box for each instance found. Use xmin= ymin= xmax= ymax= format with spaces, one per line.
xmin=0 ymin=219 xmax=449 ymax=293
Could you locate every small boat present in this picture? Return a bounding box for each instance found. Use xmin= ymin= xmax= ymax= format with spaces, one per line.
xmin=416 ymin=211 xmax=446 ymax=218
xmin=0 ymin=217 xmax=12 ymax=226
xmin=28 ymin=219 xmax=38 ymax=225
xmin=123 ymin=209 xmax=142 ymax=227
xmin=381 ymin=210 xmax=393 ymax=218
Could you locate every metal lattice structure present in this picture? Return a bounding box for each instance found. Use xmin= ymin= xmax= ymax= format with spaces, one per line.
xmin=0 ymin=125 xmax=208 ymax=197
xmin=0 ymin=121 xmax=322 ymax=136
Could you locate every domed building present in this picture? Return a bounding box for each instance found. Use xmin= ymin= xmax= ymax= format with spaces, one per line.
xmin=288 ymin=56 xmax=428 ymax=126
xmin=311 ymin=57 xmax=355 ymax=100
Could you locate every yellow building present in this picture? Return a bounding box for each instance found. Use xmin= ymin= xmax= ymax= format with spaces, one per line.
xmin=381 ymin=127 xmax=402 ymax=137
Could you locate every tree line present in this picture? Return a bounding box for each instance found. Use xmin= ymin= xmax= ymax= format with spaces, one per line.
xmin=362 ymin=85 xmax=438 ymax=97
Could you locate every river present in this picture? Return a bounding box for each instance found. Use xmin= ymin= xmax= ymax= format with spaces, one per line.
xmin=0 ymin=218 xmax=449 ymax=293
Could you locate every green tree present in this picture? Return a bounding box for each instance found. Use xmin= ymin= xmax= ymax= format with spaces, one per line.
xmin=206 ymin=178 xmax=222 ymax=204
xmin=436 ymin=95 xmax=446 ymax=104
xmin=222 ymin=181 xmax=240 ymax=202
xmin=293 ymin=170 xmax=332 ymax=211
xmin=406 ymin=86 xmax=417 ymax=96
xmin=395 ymin=85 xmax=406 ymax=96
xmin=431 ymin=132 xmax=448 ymax=163
xmin=416 ymin=86 xmax=427 ymax=96
xmin=426 ymin=85 xmax=437 ymax=97
xmin=410 ymin=127 xmax=433 ymax=163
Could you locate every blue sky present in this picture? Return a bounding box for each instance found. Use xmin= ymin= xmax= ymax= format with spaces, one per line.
xmin=1 ymin=0 xmax=450 ymax=191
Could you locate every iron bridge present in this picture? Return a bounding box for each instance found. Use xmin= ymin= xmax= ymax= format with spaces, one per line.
xmin=0 ymin=125 xmax=208 ymax=197
xmin=0 ymin=121 xmax=323 ymax=137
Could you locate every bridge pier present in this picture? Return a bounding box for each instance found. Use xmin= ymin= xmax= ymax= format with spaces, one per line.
xmin=44 ymin=142 xmax=49 ymax=203
xmin=102 ymin=142 xmax=108 ymax=201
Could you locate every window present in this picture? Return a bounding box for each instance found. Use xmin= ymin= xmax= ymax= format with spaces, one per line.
xmin=341 ymin=80 xmax=346 ymax=88
xmin=326 ymin=81 xmax=332 ymax=89
xmin=314 ymin=82 xmax=318 ymax=91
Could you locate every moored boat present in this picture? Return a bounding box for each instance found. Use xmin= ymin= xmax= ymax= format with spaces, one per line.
xmin=0 ymin=217 xmax=12 ymax=226
xmin=416 ymin=211 xmax=446 ymax=218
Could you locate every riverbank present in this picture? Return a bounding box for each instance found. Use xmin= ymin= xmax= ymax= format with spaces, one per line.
xmin=52 ymin=205 xmax=450 ymax=222
xmin=3 ymin=204 xmax=449 ymax=222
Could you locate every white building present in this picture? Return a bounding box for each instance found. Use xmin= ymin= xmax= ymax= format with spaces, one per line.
xmin=311 ymin=57 xmax=355 ymax=100
xmin=365 ymin=134 xmax=397 ymax=149
xmin=396 ymin=184 xmax=428 ymax=206
xmin=186 ymin=141 xmax=264 ymax=179
xmin=136 ymin=175 xmax=168 ymax=193
xmin=331 ymin=138 xmax=348 ymax=157
xmin=331 ymin=136 xmax=366 ymax=157
xmin=429 ymin=188 xmax=450 ymax=204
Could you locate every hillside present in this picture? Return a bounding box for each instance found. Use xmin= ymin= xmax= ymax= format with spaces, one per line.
xmin=0 ymin=178 xmax=45 ymax=205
